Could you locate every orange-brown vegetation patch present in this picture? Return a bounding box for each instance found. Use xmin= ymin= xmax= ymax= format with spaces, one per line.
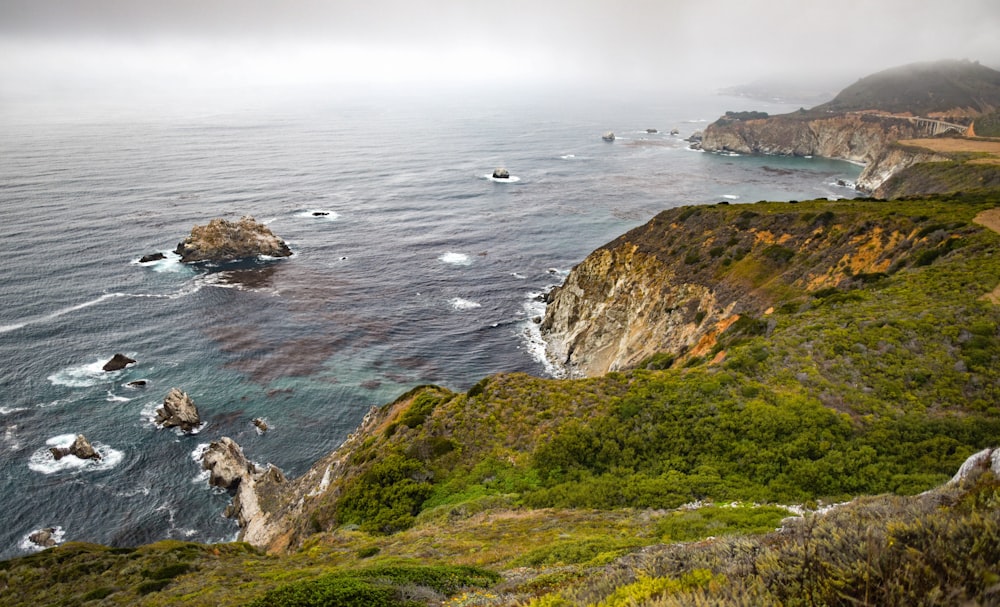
xmin=688 ymin=315 xmax=740 ymax=359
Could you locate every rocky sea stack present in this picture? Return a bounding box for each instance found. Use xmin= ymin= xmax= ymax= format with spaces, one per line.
xmin=155 ymin=388 xmax=202 ymax=433
xmin=101 ymin=353 xmax=135 ymax=372
xmin=50 ymin=435 xmax=100 ymax=461
xmin=174 ymin=216 xmax=292 ymax=264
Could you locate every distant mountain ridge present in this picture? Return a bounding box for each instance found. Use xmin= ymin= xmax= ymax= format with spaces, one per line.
xmin=815 ymin=59 xmax=1000 ymax=118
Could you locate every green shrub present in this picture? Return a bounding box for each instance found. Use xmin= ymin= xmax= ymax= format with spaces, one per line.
xmin=337 ymin=453 xmax=433 ymax=534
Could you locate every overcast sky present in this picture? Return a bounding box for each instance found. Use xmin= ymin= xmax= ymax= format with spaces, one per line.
xmin=2 ymin=0 xmax=1000 ymax=100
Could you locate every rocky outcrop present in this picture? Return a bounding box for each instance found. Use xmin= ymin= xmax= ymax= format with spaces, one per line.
xmin=174 ymin=216 xmax=292 ymax=264
xmin=102 ymin=353 xmax=135 ymax=372
xmin=155 ymin=388 xmax=201 ymax=433
xmin=28 ymin=528 xmax=59 ymax=548
xmin=50 ymin=435 xmax=100 ymax=461
xmin=860 ymin=146 xmax=950 ymax=194
xmin=948 ymin=448 xmax=1000 ymax=486
xmin=492 ymin=168 xmax=510 ymax=179
xmin=139 ymin=253 xmax=166 ymax=263
xmin=541 ymin=202 xmax=944 ymax=377
xmin=200 ymin=437 xmax=287 ymax=546
xmin=602 ymin=131 xmax=615 ymax=142
xmin=701 ymin=113 xmax=944 ymax=192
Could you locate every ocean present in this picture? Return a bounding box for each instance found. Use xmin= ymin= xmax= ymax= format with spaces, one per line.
xmin=0 ymin=85 xmax=861 ymax=558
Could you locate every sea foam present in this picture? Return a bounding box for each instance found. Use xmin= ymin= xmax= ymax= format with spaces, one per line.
xmin=450 ymin=298 xmax=482 ymax=311
xmin=439 ymin=252 xmax=472 ymax=266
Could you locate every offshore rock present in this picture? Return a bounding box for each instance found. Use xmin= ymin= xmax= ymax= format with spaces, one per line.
xmin=155 ymin=388 xmax=201 ymax=433
xmin=492 ymin=168 xmax=510 ymax=179
xmin=174 ymin=216 xmax=292 ymax=263
xmin=602 ymin=131 xmax=616 ymax=142
xmin=139 ymin=253 xmax=166 ymax=263
xmin=102 ymin=353 xmax=135 ymax=372
xmin=50 ymin=434 xmax=100 ymax=461
xmin=28 ymin=528 xmax=59 ymax=548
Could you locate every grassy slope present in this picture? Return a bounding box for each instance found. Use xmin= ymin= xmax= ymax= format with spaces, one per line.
xmin=1 ymin=194 xmax=999 ymax=606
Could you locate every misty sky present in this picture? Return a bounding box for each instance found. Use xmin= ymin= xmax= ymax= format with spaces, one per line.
xmin=2 ymin=0 xmax=1000 ymax=100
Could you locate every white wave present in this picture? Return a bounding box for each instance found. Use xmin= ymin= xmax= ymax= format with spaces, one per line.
xmin=0 ymin=322 xmax=26 ymax=334
xmin=511 ymin=272 xmax=526 ymax=279
xmin=519 ymin=291 xmax=566 ymax=379
xmin=4 ymin=424 xmax=20 ymax=451
xmin=449 ymin=297 xmax=482 ymax=311
xmin=1 ymin=406 xmax=28 ymax=416
xmin=28 ymin=434 xmax=124 ymax=474
xmin=105 ymin=390 xmax=132 ymax=403
xmin=18 ymin=526 xmax=65 ymax=552
xmin=684 ymin=146 xmax=706 ymax=153
xmin=48 ymin=359 xmax=116 ymax=388
xmin=439 ymin=251 xmax=472 ymax=266
xmin=140 ymin=400 xmax=160 ymax=427
xmin=114 ymin=486 xmax=151 ymax=498
xmin=133 ymin=251 xmax=189 ymax=274
xmin=190 ymin=443 xmax=211 ymax=483
xmin=721 ymin=194 xmax=740 ymax=200
xmin=296 ymin=209 xmax=340 ymax=220
xmin=485 ymin=173 xmax=522 ymax=183
xmin=560 ymin=154 xmax=576 ymax=159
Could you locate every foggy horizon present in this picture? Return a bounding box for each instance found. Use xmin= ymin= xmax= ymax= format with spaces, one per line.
xmin=3 ymin=0 xmax=1000 ymax=111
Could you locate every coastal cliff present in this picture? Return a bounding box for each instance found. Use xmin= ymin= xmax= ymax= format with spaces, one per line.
xmin=542 ymin=200 xmax=985 ymax=377
xmin=701 ymin=112 xmax=945 ymax=191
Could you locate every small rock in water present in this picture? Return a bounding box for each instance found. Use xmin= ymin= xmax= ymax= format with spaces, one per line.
xmin=126 ymin=380 xmax=148 ymax=388
xmin=602 ymin=131 xmax=615 ymax=142
xmin=312 ymin=211 xmax=329 ymax=216
xmin=646 ymin=128 xmax=658 ymax=133
xmin=492 ymin=168 xmax=510 ymax=179
xmin=139 ymin=253 xmax=166 ymax=263
xmin=252 ymin=418 xmax=269 ymax=434
xmin=102 ymin=353 xmax=136 ymax=372
xmin=50 ymin=434 xmax=101 ymax=461
xmin=29 ymin=528 xmax=58 ymax=548
xmin=155 ymin=388 xmax=202 ymax=433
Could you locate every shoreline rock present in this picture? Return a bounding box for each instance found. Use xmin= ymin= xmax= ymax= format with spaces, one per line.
xmin=139 ymin=253 xmax=166 ymax=263
xmin=28 ymin=528 xmax=59 ymax=548
xmin=492 ymin=168 xmax=510 ymax=179
xmin=174 ymin=216 xmax=292 ymax=264
xmin=155 ymin=388 xmax=202 ymax=433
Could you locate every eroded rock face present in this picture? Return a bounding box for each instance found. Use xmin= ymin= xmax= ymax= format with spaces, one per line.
xmin=701 ymin=113 xmax=940 ymax=192
xmin=174 ymin=216 xmax=292 ymax=263
xmin=202 ymin=437 xmax=255 ymax=490
xmin=50 ymin=435 xmax=101 ymax=461
xmin=155 ymin=388 xmax=201 ymax=433
xmin=102 ymin=353 xmax=135 ymax=372
xmin=949 ymin=448 xmax=1000 ymax=485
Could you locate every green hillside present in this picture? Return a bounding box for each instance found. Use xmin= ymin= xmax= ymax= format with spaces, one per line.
xmin=814 ymin=59 xmax=1000 ymax=116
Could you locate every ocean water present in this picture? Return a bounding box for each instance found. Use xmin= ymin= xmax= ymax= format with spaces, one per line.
xmin=0 ymin=86 xmax=861 ymax=558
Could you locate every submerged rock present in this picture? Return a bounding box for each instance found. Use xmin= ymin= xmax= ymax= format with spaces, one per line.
xmin=174 ymin=216 xmax=292 ymax=263
xmin=155 ymin=388 xmax=202 ymax=433
xmin=139 ymin=253 xmax=166 ymax=263
xmin=50 ymin=434 xmax=100 ymax=461
xmin=492 ymin=168 xmax=510 ymax=179
xmin=126 ymin=380 xmax=148 ymax=388
xmin=102 ymin=353 xmax=135 ymax=372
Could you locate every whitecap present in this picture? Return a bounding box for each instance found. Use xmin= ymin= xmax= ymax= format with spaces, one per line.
xmin=0 ymin=323 xmax=27 ymax=334
xmin=450 ymin=298 xmax=482 ymax=311
xmin=439 ymin=252 xmax=472 ymax=266
xmin=48 ymin=359 xmax=116 ymax=388
xmin=511 ymin=272 xmax=527 ymax=279
xmin=560 ymin=154 xmax=576 ymax=160
xmin=4 ymin=424 xmax=21 ymax=451
xmin=18 ymin=526 xmax=66 ymax=553
xmin=140 ymin=400 xmax=160 ymax=428
xmin=485 ymin=174 xmax=522 ymax=183
xmin=133 ymin=251 xmax=189 ymax=274
xmin=296 ymin=209 xmax=340 ymax=221
xmin=190 ymin=443 xmax=211 ymax=484
xmin=0 ymin=406 xmax=28 ymax=416
xmin=105 ymin=391 xmax=132 ymax=403
xmin=721 ymin=194 xmax=740 ymax=200
xmin=28 ymin=435 xmax=124 ymax=474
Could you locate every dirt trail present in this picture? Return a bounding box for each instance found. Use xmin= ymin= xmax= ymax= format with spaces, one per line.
xmin=973 ymin=208 xmax=1000 ymax=304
